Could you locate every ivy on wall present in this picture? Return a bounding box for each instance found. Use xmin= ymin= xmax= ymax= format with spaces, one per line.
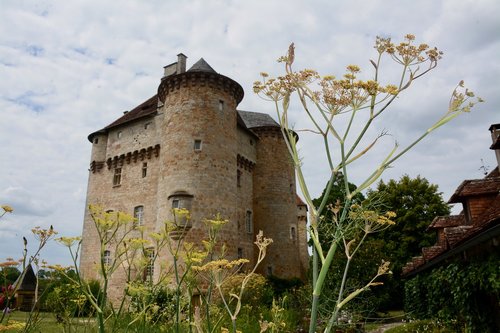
xmin=404 ymin=252 xmax=499 ymax=332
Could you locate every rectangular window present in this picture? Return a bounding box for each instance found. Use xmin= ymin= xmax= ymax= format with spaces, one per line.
xmin=237 ymin=169 xmax=242 ymax=187
xmin=144 ymin=248 xmax=155 ymax=282
xmin=219 ymin=100 xmax=224 ymax=111
xmin=113 ymin=168 xmax=122 ymax=186
xmin=245 ymin=210 xmax=253 ymax=234
xmin=94 ymin=138 xmax=99 ymax=144
xmin=237 ymin=248 xmax=243 ymax=259
xmin=103 ymin=250 xmax=111 ymax=266
xmin=117 ymin=131 xmax=122 ymax=139
xmin=172 ymin=199 xmax=180 ymax=209
xmin=290 ymin=226 xmax=296 ymax=242
xmin=134 ymin=206 xmax=144 ymax=226
xmin=194 ymin=139 xmax=202 ymax=151
xmin=142 ymin=162 xmax=147 ymax=178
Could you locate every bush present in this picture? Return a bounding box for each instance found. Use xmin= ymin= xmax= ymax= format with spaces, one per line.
xmin=220 ymin=273 xmax=273 ymax=307
xmin=43 ymin=277 xmax=101 ymax=320
xmin=129 ymin=283 xmax=180 ymax=324
xmin=404 ymin=252 xmax=499 ymax=332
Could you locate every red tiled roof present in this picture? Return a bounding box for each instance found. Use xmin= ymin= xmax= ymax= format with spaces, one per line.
xmin=421 ymin=245 xmax=446 ymax=261
xmin=427 ymin=214 xmax=465 ymax=230
xmin=444 ymin=226 xmax=473 ymax=247
xmin=449 ymin=177 xmax=500 ymax=203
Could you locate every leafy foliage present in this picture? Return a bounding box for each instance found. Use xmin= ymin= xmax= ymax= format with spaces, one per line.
xmin=367 ymin=175 xmax=450 ymax=309
xmin=405 ymin=252 xmax=500 ymax=332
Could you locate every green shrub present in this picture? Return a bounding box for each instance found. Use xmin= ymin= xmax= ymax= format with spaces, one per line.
xmin=404 ymin=252 xmax=499 ymax=332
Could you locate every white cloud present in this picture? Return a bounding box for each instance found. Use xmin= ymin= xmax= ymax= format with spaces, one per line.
xmin=1 ymin=0 xmax=499 ymax=265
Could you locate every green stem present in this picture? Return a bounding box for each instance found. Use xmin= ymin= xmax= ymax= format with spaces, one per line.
xmin=308 ymin=240 xmax=339 ymax=333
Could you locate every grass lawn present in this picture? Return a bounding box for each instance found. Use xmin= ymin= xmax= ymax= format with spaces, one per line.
xmin=1 ymin=311 xmax=96 ymax=333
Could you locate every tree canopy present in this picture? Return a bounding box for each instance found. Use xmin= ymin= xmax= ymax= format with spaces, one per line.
xmin=367 ymin=174 xmax=451 ymax=273
xmin=312 ymin=174 xmax=450 ymax=313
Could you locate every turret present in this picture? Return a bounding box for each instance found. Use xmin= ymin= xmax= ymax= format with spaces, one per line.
xmin=156 ymin=57 xmax=244 ymax=258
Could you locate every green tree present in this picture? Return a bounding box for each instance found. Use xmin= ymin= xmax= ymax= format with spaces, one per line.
xmin=367 ymin=175 xmax=451 ymax=309
xmin=0 ymin=266 xmax=20 ymax=286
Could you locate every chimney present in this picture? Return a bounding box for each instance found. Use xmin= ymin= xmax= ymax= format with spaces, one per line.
xmin=489 ymin=123 xmax=500 ymax=172
xmin=176 ymin=53 xmax=187 ymax=74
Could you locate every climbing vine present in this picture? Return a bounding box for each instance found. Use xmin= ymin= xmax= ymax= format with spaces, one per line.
xmin=404 ymin=251 xmax=499 ymax=332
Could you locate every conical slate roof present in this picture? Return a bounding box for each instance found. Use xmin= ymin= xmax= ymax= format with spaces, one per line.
xmin=187 ymin=58 xmax=217 ymax=73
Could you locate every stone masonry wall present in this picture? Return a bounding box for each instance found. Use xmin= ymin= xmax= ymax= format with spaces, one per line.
xmin=252 ymin=127 xmax=306 ymax=279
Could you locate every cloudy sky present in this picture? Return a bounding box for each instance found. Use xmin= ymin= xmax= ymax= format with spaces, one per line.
xmin=1 ymin=0 xmax=499 ymax=266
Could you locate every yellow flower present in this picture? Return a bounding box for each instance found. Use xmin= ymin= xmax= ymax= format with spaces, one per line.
xmin=0 ymin=260 xmax=18 ymax=268
xmin=56 ymin=236 xmax=82 ymax=247
xmin=1 ymin=205 xmax=13 ymax=213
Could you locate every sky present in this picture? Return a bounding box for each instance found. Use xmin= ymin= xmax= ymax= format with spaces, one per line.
xmin=1 ymin=0 xmax=499 ymax=267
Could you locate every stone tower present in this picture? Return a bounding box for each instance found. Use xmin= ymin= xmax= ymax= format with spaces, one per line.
xmin=155 ymin=57 xmax=244 ymax=261
xmin=80 ymin=54 xmax=309 ymax=296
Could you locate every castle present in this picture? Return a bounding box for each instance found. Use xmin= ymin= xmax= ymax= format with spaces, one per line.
xmin=80 ymin=54 xmax=309 ymax=290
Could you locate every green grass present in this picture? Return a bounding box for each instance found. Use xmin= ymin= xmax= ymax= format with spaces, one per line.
xmin=1 ymin=311 xmax=97 ymax=333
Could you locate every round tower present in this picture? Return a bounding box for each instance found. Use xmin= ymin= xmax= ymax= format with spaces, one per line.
xmin=88 ymin=131 xmax=108 ymax=167
xmin=252 ymin=126 xmax=306 ymax=279
xmin=156 ymin=58 xmax=244 ymax=256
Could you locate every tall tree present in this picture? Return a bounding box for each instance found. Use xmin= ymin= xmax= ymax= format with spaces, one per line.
xmin=367 ymin=174 xmax=451 ymax=309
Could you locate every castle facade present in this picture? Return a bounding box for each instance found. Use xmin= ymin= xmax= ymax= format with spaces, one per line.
xmin=80 ymin=54 xmax=309 ymax=290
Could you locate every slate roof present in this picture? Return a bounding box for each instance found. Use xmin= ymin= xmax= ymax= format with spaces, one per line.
xmin=14 ymin=264 xmax=37 ymax=291
xmin=238 ymin=110 xmax=280 ymax=129
xmin=187 ymin=58 xmax=217 ymax=73
xmin=88 ymin=95 xmax=158 ymax=141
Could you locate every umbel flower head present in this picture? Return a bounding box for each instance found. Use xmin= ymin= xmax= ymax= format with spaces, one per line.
xmin=1 ymin=205 xmax=13 ymax=213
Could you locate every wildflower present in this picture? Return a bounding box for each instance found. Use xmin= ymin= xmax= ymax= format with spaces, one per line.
xmin=32 ymin=225 xmax=58 ymax=242
xmin=1 ymin=205 xmax=13 ymax=213
xmin=377 ymin=260 xmax=391 ymax=275
xmin=255 ymin=230 xmax=273 ymax=256
xmin=56 ymin=236 xmax=82 ymax=247
xmin=0 ymin=260 xmax=18 ymax=268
